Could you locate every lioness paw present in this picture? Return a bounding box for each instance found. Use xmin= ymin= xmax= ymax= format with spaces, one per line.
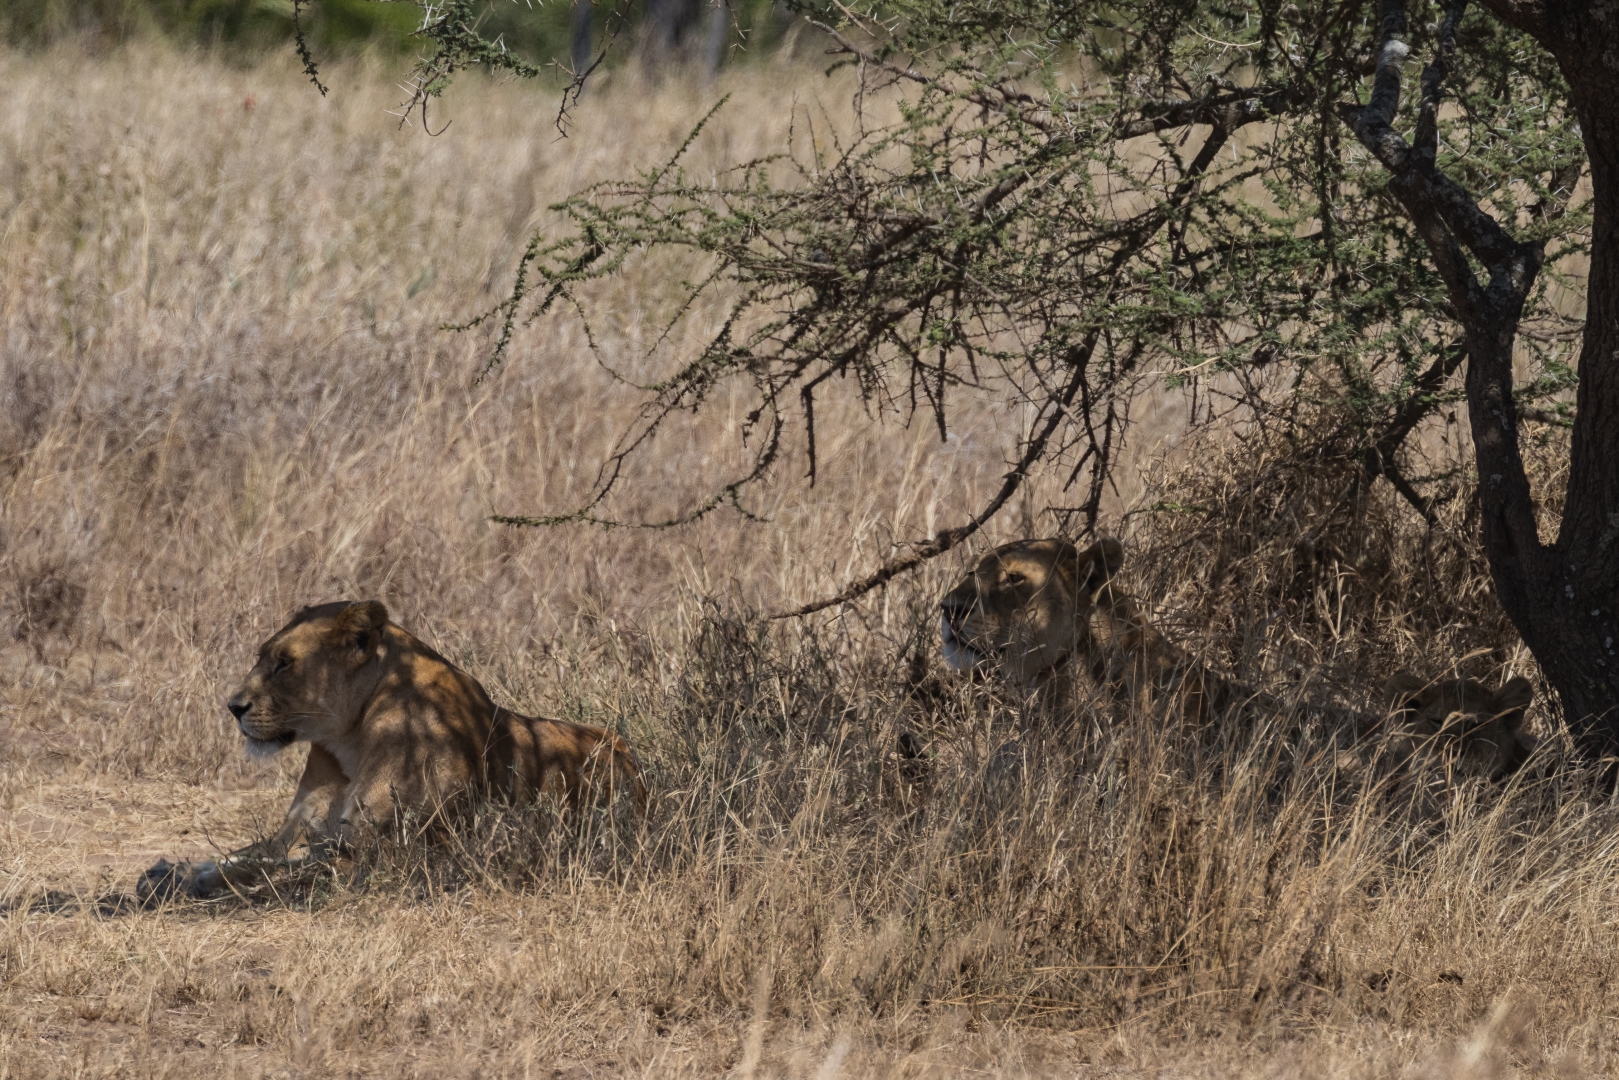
xmin=136 ymin=858 xmax=224 ymax=904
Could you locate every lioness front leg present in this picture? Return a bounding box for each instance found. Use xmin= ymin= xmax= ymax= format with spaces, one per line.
xmin=138 ymin=745 xmax=351 ymax=903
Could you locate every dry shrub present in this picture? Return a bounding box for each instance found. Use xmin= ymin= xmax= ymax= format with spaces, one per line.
xmin=1120 ymin=396 xmax=1562 ymax=715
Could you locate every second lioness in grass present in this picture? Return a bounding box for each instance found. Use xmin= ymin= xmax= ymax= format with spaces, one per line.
xmin=939 ymin=537 xmax=1231 ymax=721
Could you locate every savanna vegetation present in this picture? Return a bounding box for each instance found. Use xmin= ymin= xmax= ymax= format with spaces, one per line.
xmin=409 ymin=0 xmax=1614 ymax=743
xmin=0 ymin=1 xmax=1614 ymax=1075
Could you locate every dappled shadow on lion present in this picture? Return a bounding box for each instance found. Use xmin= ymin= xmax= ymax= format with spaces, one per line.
xmin=137 ymin=600 xmax=645 ymax=904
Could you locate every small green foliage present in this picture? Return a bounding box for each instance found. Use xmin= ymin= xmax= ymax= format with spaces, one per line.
xmin=394 ymin=0 xmax=545 ymax=132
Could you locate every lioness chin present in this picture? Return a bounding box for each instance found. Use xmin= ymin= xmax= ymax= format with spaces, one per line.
xmin=138 ymin=600 xmax=645 ymax=902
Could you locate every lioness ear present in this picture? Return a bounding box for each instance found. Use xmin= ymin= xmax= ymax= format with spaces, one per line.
xmin=1492 ymin=676 xmax=1534 ymax=713
xmin=1383 ymin=671 xmax=1429 ymax=712
xmin=335 ymin=600 xmax=389 ymax=652
xmin=1074 ymin=538 xmax=1125 ymax=597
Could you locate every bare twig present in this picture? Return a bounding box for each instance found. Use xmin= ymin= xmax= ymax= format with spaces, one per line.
xmin=773 ymin=329 xmax=1100 ymax=618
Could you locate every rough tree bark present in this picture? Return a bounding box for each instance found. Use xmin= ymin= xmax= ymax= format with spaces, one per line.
xmin=1347 ymin=0 xmax=1619 ymax=756
xmin=1517 ymin=4 xmax=1619 ymax=753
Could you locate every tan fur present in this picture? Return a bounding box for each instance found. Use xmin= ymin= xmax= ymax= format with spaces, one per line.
xmin=1380 ymin=671 xmax=1536 ymax=781
xmin=139 ymin=600 xmax=645 ymax=901
xmin=940 ymin=537 xmax=1229 ymax=722
xmin=1086 ymin=581 xmax=1232 ymax=724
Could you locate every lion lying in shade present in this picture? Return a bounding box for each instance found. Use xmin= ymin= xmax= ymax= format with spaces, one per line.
xmin=140 ymin=600 xmax=644 ymax=901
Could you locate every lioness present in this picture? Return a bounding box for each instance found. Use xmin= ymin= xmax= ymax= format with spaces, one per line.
xmin=940 ymin=537 xmax=1230 ymax=721
xmin=139 ymin=600 xmax=645 ymax=901
xmin=1381 ymin=671 xmax=1536 ymax=781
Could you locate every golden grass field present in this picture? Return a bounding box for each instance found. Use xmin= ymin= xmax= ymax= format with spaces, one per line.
xmin=0 ymin=42 xmax=1612 ymax=1078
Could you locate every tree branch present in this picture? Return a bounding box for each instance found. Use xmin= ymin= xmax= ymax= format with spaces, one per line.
xmin=1338 ymin=3 xmax=1489 ymax=315
xmin=1339 ymin=0 xmax=1551 ymax=633
xmin=1363 ymin=339 xmax=1467 ymax=477
xmin=811 ymin=23 xmax=1056 ymax=134
xmin=772 ymin=327 xmax=1102 ymax=618
xmin=1384 ymin=463 xmax=1440 ymax=524
xmin=814 ymin=21 xmax=1300 ymax=144
xmin=1118 ymin=86 xmax=1300 ymax=140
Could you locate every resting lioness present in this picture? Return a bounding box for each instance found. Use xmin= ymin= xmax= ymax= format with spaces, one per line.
xmin=139 ymin=600 xmax=645 ymax=901
xmin=940 ymin=537 xmax=1231 ymax=721
xmin=1381 ymin=671 xmax=1537 ymax=781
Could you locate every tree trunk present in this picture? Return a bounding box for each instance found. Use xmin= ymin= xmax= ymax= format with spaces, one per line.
xmin=702 ymin=1 xmax=728 ymax=81
xmin=643 ymin=0 xmax=704 ymax=72
xmin=571 ymin=0 xmax=593 ymax=81
xmin=1473 ymin=3 xmax=1619 ymax=756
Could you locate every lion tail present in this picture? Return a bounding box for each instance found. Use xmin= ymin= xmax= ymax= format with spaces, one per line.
xmin=603 ymin=731 xmax=648 ymax=814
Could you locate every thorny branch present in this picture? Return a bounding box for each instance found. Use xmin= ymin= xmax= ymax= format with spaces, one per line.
xmin=1337 ymin=0 xmax=1571 ymax=647
xmin=776 ymin=330 xmax=1100 ymax=618
xmin=389 ymin=2 xmax=1584 ymax=619
xmin=1339 ymin=0 xmax=1542 ymax=318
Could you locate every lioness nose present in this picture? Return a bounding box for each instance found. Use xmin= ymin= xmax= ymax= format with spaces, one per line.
xmin=227 ymin=698 xmax=251 ymax=721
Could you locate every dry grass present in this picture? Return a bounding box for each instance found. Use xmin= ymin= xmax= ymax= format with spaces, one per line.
xmin=0 ymin=42 xmax=1614 ymax=1079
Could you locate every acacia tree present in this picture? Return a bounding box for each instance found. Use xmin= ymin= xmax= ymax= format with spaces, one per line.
xmin=1338 ymin=2 xmax=1619 ymax=750
xmin=375 ymin=1 xmax=1617 ymax=750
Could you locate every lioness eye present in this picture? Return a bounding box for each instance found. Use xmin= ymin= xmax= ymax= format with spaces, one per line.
xmin=271 ymin=656 xmax=292 ymax=676
xmin=1004 ymin=572 xmax=1026 ymax=585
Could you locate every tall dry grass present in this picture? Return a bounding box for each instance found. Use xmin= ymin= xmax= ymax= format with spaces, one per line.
xmin=0 ymin=42 xmax=1613 ymax=1079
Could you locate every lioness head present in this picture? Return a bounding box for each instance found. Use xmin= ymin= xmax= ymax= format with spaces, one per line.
xmin=226 ymin=600 xmax=390 ymax=759
xmin=940 ymin=538 xmax=1124 ymax=685
xmin=1382 ymin=671 xmax=1536 ymax=780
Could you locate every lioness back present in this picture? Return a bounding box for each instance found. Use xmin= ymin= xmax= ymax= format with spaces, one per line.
xmin=488 ymin=710 xmax=648 ymax=811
